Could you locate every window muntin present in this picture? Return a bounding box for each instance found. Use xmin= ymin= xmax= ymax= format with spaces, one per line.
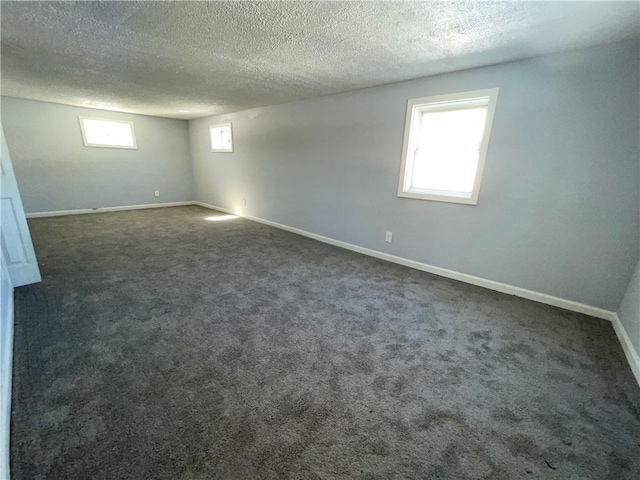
xmin=79 ymin=117 xmax=136 ymax=149
xmin=398 ymin=89 xmax=499 ymax=205
xmin=210 ymin=123 xmax=233 ymax=152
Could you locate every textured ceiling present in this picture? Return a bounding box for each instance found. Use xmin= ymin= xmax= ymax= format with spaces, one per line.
xmin=1 ymin=1 xmax=639 ymax=119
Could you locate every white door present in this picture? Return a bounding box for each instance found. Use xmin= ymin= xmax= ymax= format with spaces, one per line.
xmin=0 ymin=126 xmax=41 ymax=287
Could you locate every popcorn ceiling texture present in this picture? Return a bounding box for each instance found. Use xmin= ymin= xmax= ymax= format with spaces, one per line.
xmin=1 ymin=1 xmax=639 ymax=119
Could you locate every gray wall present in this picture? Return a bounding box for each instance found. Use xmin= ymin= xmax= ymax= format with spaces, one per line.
xmin=190 ymin=40 xmax=640 ymax=312
xmin=618 ymin=40 xmax=640 ymax=357
xmin=619 ymin=261 xmax=640 ymax=356
xmin=1 ymin=97 xmax=194 ymax=213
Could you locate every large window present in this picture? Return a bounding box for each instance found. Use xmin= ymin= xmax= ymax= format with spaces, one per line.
xmin=79 ymin=117 xmax=137 ymax=149
xmin=397 ymin=89 xmax=499 ymax=205
xmin=210 ymin=123 xmax=233 ymax=152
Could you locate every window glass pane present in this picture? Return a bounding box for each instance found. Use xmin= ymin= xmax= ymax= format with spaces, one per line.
xmin=210 ymin=125 xmax=232 ymax=151
xmin=411 ymin=107 xmax=487 ymax=193
xmin=210 ymin=128 xmax=222 ymax=150
xmin=221 ymin=130 xmax=231 ymax=149
xmin=83 ymin=119 xmax=134 ymax=147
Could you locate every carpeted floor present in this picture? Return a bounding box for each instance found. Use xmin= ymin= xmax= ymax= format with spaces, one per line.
xmin=10 ymin=205 xmax=640 ymax=479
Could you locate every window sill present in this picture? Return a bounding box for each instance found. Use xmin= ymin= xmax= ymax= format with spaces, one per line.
xmin=397 ymin=190 xmax=478 ymax=205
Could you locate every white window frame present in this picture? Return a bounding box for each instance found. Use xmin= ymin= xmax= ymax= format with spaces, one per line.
xmin=210 ymin=123 xmax=233 ymax=153
xmin=397 ymin=88 xmax=499 ymax=205
xmin=78 ymin=117 xmax=137 ymax=149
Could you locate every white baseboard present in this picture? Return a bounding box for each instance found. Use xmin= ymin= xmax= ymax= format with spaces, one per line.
xmin=611 ymin=314 xmax=640 ymax=387
xmin=26 ymin=201 xmax=195 ymax=218
xmin=196 ymin=201 xmax=640 ymax=386
xmin=193 ymin=201 xmax=616 ymax=322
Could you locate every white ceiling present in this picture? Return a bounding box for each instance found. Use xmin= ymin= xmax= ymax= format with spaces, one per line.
xmin=1 ymin=1 xmax=639 ymax=120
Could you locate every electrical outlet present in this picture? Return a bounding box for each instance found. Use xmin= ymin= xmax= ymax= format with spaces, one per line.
xmin=243 ymin=198 xmax=247 ymax=207
xmin=154 ymin=190 xmax=160 ymax=197
xmin=385 ymin=231 xmax=393 ymax=243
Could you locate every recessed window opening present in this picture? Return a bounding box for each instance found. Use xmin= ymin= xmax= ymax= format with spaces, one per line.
xmin=79 ymin=117 xmax=137 ymax=149
xmin=210 ymin=123 xmax=233 ymax=152
xmin=398 ymin=89 xmax=499 ymax=205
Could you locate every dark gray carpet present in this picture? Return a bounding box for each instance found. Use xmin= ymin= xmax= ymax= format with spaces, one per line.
xmin=11 ymin=205 xmax=640 ymax=479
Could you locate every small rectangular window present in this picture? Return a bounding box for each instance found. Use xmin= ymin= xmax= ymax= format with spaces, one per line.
xmin=79 ymin=117 xmax=137 ymax=149
xmin=398 ymin=88 xmax=499 ymax=205
xmin=210 ymin=123 xmax=233 ymax=152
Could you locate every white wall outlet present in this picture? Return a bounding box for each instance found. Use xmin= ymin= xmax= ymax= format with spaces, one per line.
xmin=154 ymin=190 xmax=160 ymax=197
xmin=385 ymin=231 xmax=393 ymax=243
xmin=243 ymin=198 xmax=247 ymax=207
